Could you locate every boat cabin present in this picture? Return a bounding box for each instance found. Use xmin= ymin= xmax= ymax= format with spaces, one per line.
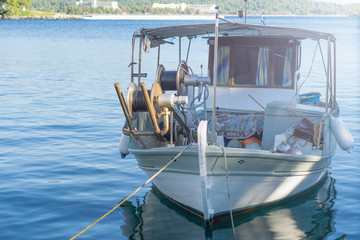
xmin=207 ymin=36 xmax=301 ymax=111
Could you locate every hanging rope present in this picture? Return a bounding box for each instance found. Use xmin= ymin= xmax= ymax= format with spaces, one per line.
xmin=291 ymin=41 xmax=320 ymax=104
xmin=70 ymin=144 xmax=193 ymax=240
xmin=216 ymin=144 xmax=237 ymax=240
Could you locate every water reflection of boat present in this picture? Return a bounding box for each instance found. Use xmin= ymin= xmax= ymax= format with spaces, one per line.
xmin=120 ymin=173 xmax=336 ymax=239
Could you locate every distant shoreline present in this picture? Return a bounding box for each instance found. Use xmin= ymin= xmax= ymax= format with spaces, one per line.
xmin=81 ymin=14 xmax=216 ymax=20
xmin=0 ymin=13 xmax=216 ymax=20
xmin=80 ymin=14 xmax=353 ymax=20
xmin=78 ymin=14 xmax=354 ymax=20
xmin=0 ymin=13 xmax=356 ymax=20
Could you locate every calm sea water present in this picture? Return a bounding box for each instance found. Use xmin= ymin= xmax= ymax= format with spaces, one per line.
xmin=0 ymin=16 xmax=359 ymax=240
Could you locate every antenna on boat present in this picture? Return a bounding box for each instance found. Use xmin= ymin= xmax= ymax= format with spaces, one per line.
xmin=211 ymin=6 xmax=220 ymax=144
xmin=244 ymin=0 xmax=248 ymax=24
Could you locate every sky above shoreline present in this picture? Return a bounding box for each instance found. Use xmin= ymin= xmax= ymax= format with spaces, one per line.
xmin=313 ymin=0 xmax=360 ymax=4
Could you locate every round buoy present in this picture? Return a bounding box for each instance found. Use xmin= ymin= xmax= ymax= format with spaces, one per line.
xmin=244 ymin=136 xmax=261 ymax=147
xmin=245 ymin=141 xmax=261 ymax=149
xmin=285 ymin=148 xmax=302 ymax=155
xmin=227 ymin=140 xmax=243 ymax=148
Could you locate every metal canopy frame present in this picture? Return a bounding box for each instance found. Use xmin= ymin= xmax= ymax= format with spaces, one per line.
xmin=130 ymin=21 xmax=337 ymax=130
xmin=139 ymin=22 xmax=336 ymax=48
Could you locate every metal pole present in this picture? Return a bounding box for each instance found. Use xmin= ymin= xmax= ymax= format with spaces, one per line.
xmin=211 ymin=7 xmax=219 ymax=143
xmin=244 ymin=0 xmax=247 ymax=24
xmin=186 ymin=38 xmax=192 ymax=63
xmin=179 ymin=37 xmax=182 ymax=62
xmin=114 ymin=83 xmax=135 ymax=135
xmin=131 ymin=34 xmax=135 ymax=83
xmin=325 ymin=36 xmax=330 ymax=113
xmin=140 ymin=82 xmax=161 ymax=135
xmin=157 ymin=45 xmax=160 ymax=67
xmin=170 ymin=111 xmax=174 ymax=145
xmin=138 ymin=37 xmax=142 ymax=85
xmin=333 ymin=40 xmax=336 ymax=108
xmin=329 ymin=42 xmax=333 ymax=103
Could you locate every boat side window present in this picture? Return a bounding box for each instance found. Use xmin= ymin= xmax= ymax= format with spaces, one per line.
xmin=216 ymin=46 xmax=230 ymax=85
xmin=273 ymin=47 xmax=293 ymax=87
xmin=233 ymin=47 xmax=269 ymax=86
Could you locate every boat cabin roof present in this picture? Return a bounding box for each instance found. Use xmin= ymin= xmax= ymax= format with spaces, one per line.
xmin=139 ymin=22 xmax=335 ymax=48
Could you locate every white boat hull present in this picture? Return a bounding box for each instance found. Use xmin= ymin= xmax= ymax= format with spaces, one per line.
xmin=143 ymin=170 xmax=327 ymax=216
xmin=131 ymin=145 xmax=333 ymax=219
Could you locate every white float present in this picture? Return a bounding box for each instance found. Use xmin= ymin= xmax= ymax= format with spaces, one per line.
xmin=330 ymin=117 xmax=354 ymax=153
xmin=119 ymin=134 xmax=130 ymax=158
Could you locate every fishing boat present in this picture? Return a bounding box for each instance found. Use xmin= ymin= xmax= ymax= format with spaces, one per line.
xmin=114 ymin=15 xmax=353 ymax=224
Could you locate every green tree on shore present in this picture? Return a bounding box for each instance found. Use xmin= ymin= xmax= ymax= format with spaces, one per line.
xmin=0 ymin=0 xmax=32 ymax=15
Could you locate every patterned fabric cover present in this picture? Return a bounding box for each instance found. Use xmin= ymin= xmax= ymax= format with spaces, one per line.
xmin=208 ymin=112 xmax=264 ymax=139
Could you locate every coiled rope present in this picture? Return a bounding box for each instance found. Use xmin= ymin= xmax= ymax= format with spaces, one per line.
xmin=70 ymin=143 xmax=193 ymax=240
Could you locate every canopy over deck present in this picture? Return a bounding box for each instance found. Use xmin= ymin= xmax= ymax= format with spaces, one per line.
xmin=139 ymin=22 xmax=335 ymax=48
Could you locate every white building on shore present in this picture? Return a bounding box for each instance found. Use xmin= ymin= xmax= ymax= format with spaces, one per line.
xmin=73 ymin=0 xmax=119 ymax=9
xmin=152 ymin=3 xmax=187 ymax=11
xmin=152 ymin=2 xmax=216 ymax=14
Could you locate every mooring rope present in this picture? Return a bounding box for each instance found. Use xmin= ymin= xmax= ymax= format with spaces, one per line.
xmin=70 ymin=143 xmax=193 ymax=240
xmin=216 ymin=144 xmax=237 ymax=240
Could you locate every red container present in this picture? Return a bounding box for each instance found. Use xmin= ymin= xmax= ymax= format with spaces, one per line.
xmin=293 ymin=118 xmax=314 ymax=143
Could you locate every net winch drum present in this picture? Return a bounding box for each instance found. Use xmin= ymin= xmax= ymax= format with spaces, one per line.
xmin=155 ymin=61 xmax=189 ymax=96
xmin=126 ymin=82 xmax=151 ymax=118
xmin=127 ymin=81 xmax=188 ymax=120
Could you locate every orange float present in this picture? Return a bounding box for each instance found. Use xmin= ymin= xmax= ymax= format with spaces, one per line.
xmin=243 ymin=136 xmax=261 ymax=147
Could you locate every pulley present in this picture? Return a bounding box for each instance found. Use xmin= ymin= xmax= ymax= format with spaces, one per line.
xmin=151 ymin=82 xmax=188 ymax=118
xmin=150 ymin=81 xmax=163 ymax=119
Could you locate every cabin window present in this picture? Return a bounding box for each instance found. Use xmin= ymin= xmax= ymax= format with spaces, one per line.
xmin=208 ymin=37 xmax=297 ymax=89
xmin=273 ymin=48 xmax=293 ymax=87
xmin=233 ymin=47 xmax=269 ymax=86
xmin=216 ymin=46 xmax=230 ymax=85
